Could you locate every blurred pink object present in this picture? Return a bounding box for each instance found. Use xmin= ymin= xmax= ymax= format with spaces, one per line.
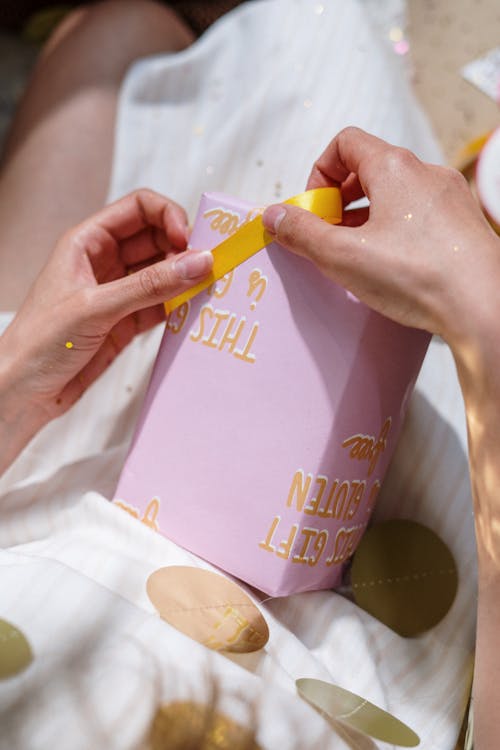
xmin=394 ymin=39 xmax=410 ymax=56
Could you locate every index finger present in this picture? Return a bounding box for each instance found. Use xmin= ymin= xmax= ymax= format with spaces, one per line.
xmin=91 ymin=189 xmax=188 ymax=249
xmin=306 ymin=127 xmax=391 ymax=192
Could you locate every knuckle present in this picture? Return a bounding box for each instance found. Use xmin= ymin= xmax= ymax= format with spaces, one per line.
xmin=73 ymin=287 xmax=101 ymax=324
xmin=133 ymin=187 xmax=156 ymax=201
xmin=130 ymin=187 xmax=158 ymax=219
xmin=64 ymin=225 xmax=86 ymax=251
xmin=431 ymin=166 xmax=470 ymax=203
xmin=278 ymin=210 xmax=303 ymax=246
xmin=138 ymin=264 xmax=165 ymax=300
xmin=76 ymin=287 xmax=97 ymax=313
xmin=444 ymin=166 xmax=468 ymax=190
xmin=383 ymin=147 xmax=418 ymax=175
xmin=163 ymin=198 xmax=183 ymax=224
xmin=338 ymin=125 xmax=363 ymax=144
xmin=279 ymin=210 xmax=332 ymax=263
xmin=133 ymin=187 xmax=154 ymax=211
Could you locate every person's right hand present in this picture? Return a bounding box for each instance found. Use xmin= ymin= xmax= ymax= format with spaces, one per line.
xmin=262 ymin=127 xmax=500 ymax=353
xmin=265 ymin=129 xmax=500 ymax=750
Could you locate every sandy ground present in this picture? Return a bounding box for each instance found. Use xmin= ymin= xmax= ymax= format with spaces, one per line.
xmin=409 ymin=0 xmax=499 ymax=165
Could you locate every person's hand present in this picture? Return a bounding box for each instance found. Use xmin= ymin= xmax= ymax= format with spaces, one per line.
xmin=263 ymin=129 xmax=500 ymax=750
xmin=262 ymin=127 xmax=500 ymax=353
xmin=0 ymin=189 xmax=213 ymax=447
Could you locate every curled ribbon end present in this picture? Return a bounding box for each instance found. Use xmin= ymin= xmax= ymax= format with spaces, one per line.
xmin=285 ymin=187 xmax=342 ymax=225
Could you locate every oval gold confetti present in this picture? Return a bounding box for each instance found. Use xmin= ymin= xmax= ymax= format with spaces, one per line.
xmin=351 ymin=520 xmax=458 ymax=637
xmin=149 ymin=701 xmax=261 ymax=750
xmin=0 ymin=618 xmax=33 ymax=679
xmin=146 ymin=566 xmax=269 ymax=653
xmin=296 ymin=678 xmax=420 ymax=747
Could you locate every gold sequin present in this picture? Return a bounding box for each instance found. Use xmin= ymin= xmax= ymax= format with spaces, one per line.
xmin=65 ymin=341 xmax=74 ymax=349
xmin=389 ymin=27 xmax=404 ymax=42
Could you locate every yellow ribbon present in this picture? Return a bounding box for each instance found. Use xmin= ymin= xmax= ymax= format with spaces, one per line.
xmin=164 ymin=187 xmax=342 ymax=314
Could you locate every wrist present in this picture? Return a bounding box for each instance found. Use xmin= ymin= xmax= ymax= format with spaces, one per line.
xmin=452 ymin=312 xmax=500 ymax=407
xmin=442 ymin=229 xmax=500 ymax=351
xmin=446 ymin=241 xmax=500 ymax=384
xmin=0 ymin=336 xmax=50 ymax=474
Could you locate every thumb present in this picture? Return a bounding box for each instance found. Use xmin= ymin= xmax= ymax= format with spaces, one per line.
xmin=262 ymin=203 xmax=356 ymax=273
xmin=95 ymin=249 xmax=213 ymax=320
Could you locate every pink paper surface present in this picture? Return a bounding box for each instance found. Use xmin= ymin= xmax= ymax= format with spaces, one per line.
xmin=115 ymin=192 xmax=429 ymax=596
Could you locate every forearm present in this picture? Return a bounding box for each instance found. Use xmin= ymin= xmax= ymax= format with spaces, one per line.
xmin=454 ymin=324 xmax=500 ymax=750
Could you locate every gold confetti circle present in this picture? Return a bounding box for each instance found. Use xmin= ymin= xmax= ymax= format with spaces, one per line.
xmin=351 ymin=520 xmax=458 ymax=637
xmin=0 ymin=619 xmax=33 ymax=679
xmin=65 ymin=341 xmax=73 ymax=349
xmin=149 ymin=701 xmax=261 ymax=750
xmin=296 ymin=678 xmax=420 ymax=747
xmin=146 ymin=566 xmax=269 ymax=653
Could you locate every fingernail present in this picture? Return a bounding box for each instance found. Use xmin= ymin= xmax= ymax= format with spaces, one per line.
xmin=262 ymin=205 xmax=287 ymax=234
xmin=175 ymin=251 xmax=213 ymax=280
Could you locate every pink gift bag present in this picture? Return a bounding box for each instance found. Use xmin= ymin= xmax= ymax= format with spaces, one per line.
xmin=114 ymin=192 xmax=430 ymax=596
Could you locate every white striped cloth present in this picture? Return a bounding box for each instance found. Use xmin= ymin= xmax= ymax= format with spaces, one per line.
xmin=0 ymin=2 xmax=475 ymax=748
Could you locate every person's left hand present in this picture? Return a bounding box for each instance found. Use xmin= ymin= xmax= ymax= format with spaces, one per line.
xmin=0 ymin=189 xmax=212 ymax=431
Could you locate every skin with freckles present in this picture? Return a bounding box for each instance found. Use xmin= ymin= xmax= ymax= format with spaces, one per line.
xmin=262 ymin=126 xmax=500 ymax=750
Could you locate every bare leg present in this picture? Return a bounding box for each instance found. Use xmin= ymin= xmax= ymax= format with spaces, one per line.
xmin=0 ymin=0 xmax=194 ymax=310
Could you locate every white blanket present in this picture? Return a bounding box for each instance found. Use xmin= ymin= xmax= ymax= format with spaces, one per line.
xmin=0 ymin=2 xmax=475 ymax=748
